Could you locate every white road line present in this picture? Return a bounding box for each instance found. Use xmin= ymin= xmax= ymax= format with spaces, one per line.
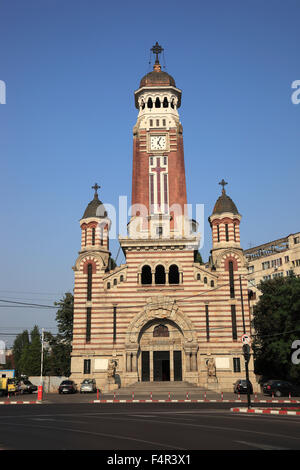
xmin=0 ymin=421 xmax=186 ymax=450
xmin=235 ymin=440 xmax=289 ymax=450
xmin=93 ymin=415 xmax=300 ymax=443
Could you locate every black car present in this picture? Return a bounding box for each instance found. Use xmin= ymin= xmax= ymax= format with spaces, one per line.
xmin=58 ymin=380 xmax=77 ymax=394
xmin=263 ymin=380 xmax=300 ymax=397
xmin=234 ymin=379 xmax=253 ymax=394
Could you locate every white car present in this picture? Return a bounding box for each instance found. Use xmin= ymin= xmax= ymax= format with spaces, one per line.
xmin=80 ymin=379 xmax=97 ymax=393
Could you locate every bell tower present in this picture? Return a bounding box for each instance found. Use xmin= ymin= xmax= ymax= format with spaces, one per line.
xmin=128 ymin=42 xmax=192 ymax=241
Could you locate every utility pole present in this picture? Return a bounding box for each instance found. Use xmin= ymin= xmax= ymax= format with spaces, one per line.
xmin=240 ymin=275 xmax=252 ymax=409
xmin=40 ymin=328 xmax=44 ymax=385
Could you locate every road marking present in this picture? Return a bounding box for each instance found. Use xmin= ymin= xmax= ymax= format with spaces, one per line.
xmin=32 ymin=418 xmax=56 ymax=421
xmin=0 ymin=421 xmax=186 ymax=450
xmin=235 ymin=440 xmax=289 ymax=450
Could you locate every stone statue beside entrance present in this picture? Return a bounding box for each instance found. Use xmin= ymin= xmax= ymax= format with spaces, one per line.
xmin=104 ymin=358 xmax=119 ymax=392
xmin=206 ymin=358 xmax=216 ymax=377
xmin=206 ymin=357 xmax=218 ymax=390
xmin=107 ymin=359 xmax=117 ymax=379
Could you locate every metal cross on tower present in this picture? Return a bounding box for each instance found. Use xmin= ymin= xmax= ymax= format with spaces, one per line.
xmin=151 ymin=42 xmax=164 ymax=63
xmin=92 ymin=183 xmax=100 ymax=197
xmin=219 ymin=179 xmax=228 ymax=193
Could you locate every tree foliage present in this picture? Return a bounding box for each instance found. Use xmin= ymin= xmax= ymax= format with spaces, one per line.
xmin=252 ymin=274 xmax=300 ymax=383
xmin=11 ymin=292 xmax=74 ymax=378
xmin=46 ymin=292 xmax=74 ymax=376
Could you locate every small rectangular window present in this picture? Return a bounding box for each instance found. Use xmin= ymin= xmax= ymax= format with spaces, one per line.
xmin=162 ymin=119 xmax=166 ymax=126
xmin=150 ymin=119 xmax=153 ymax=127
xmin=225 ymin=224 xmax=229 ymax=241
xmin=113 ymin=306 xmax=117 ymax=343
xmin=229 ymin=261 xmax=235 ymax=299
xmin=233 ymin=357 xmax=241 ymax=373
xmin=84 ymin=359 xmax=91 ymax=374
xmin=87 ymin=264 xmax=92 ymax=301
xmin=205 ymin=305 xmax=210 ymax=341
xmin=86 ymin=307 xmax=91 ymax=343
xmin=231 ymin=305 xmax=237 ymax=340
xmin=156 ymin=226 xmax=163 ymax=237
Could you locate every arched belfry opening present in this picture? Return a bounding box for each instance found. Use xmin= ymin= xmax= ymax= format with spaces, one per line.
xmin=141 ymin=265 xmax=152 ymax=284
xmin=155 ymin=265 xmax=166 ymax=284
xmin=169 ymin=264 xmax=180 ymax=284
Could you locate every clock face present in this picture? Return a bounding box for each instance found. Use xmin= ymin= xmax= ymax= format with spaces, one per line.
xmin=150 ymin=135 xmax=166 ymax=150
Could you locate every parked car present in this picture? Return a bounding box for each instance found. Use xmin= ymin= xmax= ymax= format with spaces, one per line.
xmin=58 ymin=380 xmax=77 ymax=394
xmin=18 ymin=380 xmax=38 ymax=394
xmin=80 ymin=379 xmax=97 ymax=394
xmin=234 ymin=379 xmax=253 ymax=394
xmin=263 ymin=380 xmax=300 ymax=397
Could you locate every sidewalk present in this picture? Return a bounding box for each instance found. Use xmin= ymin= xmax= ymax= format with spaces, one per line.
xmin=1 ymin=390 xmax=300 ymax=405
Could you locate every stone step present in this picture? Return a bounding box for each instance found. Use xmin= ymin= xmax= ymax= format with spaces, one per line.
xmin=117 ymin=381 xmax=205 ymax=393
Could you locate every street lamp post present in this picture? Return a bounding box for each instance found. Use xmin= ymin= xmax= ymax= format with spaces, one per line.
xmin=239 ymin=275 xmax=252 ymax=409
xmin=40 ymin=328 xmax=44 ymax=385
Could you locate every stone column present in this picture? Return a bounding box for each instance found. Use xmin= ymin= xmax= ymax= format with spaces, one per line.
xmin=150 ymin=350 xmax=154 ymax=381
xmin=132 ymin=352 xmax=137 ymax=372
xmin=170 ymin=349 xmax=174 ymax=381
xmin=126 ymin=353 xmax=132 ymax=372
xmin=191 ymin=352 xmax=197 ymax=372
xmin=185 ymin=352 xmax=191 ymax=372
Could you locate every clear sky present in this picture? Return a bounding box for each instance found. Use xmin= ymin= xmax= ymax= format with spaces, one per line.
xmin=0 ymin=0 xmax=299 ymax=347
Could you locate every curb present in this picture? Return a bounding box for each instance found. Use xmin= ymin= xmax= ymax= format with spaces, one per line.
xmin=91 ymin=399 xmax=300 ymax=404
xmin=0 ymin=401 xmax=41 ymax=405
xmin=231 ymin=407 xmax=300 ymax=416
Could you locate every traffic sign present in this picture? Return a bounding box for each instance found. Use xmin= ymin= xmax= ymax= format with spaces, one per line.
xmin=241 ymin=334 xmax=251 ymax=345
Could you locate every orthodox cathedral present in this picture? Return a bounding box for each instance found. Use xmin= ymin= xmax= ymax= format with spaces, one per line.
xmin=70 ymin=44 xmax=257 ymax=392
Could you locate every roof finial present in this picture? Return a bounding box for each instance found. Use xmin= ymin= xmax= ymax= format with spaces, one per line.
xmin=219 ymin=179 xmax=228 ymax=194
xmin=151 ymin=42 xmax=164 ymax=63
xmin=92 ymin=183 xmax=100 ymax=199
xmin=151 ymin=42 xmax=164 ymax=71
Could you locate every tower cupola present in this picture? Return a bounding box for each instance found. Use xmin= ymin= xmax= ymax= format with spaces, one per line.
xmin=209 ymin=180 xmax=241 ymax=249
xmin=80 ymin=184 xmax=110 ymax=253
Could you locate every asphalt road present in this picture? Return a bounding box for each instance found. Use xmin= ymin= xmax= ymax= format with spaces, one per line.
xmin=0 ymin=402 xmax=300 ymax=452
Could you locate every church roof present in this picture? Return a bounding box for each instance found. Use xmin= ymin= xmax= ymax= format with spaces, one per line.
xmin=82 ymin=185 xmax=107 ymax=219
xmin=139 ymin=69 xmax=176 ymax=88
xmin=212 ymin=180 xmax=239 ymax=215
xmin=139 ymin=42 xmax=176 ymax=89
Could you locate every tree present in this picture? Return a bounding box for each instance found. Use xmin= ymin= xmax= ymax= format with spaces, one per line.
xmin=10 ymin=293 xmax=74 ymax=378
xmin=46 ymin=292 xmax=74 ymax=376
xmin=252 ymin=274 xmax=300 ymax=384
xmin=194 ymin=251 xmax=204 ymax=265
xmin=19 ymin=326 xmax=42 ymax=376
xmin=12 ymin=330 xmax=30 ymax=376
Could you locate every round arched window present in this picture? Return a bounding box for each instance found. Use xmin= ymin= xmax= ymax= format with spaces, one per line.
xmin=169 ymin=264 xmax=180 ymax=284
xmin=153 ymin=325 xmax=169 ymax=337
xmin=155 ymin=265 xmax=166 ymax=284
xmin=141 ymin=265 xmax=152 ymax=284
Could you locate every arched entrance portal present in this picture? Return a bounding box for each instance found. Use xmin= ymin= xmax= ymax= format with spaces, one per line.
xmin=139 ymin=319 xmax=183 ymax=382
xmin=124 ymin=296 xmax=198 ymax=384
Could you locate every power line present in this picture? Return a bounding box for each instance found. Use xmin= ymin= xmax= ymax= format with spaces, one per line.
xmin=0 ymin=299 xmax=57 ymax=309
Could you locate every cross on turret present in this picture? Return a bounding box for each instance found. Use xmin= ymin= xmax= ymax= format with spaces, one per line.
xmin=92 ymin=183 xmax=100 ymax=197
xmin=219 ymin=179 xmax=228 ymax=193
xmin=151 ymin=42 xmax=164 ymax=64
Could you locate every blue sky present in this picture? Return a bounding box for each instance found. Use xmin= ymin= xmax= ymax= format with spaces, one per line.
xmin=0 ymin=0 xmax=299 ymax=346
